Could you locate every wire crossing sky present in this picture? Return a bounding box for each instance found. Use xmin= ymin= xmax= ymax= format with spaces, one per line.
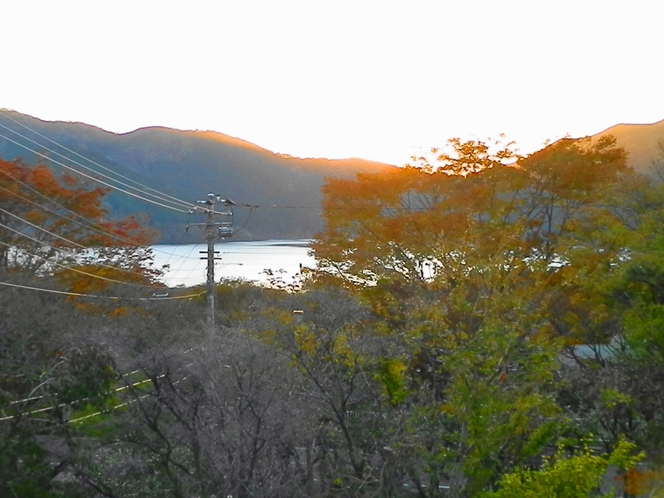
xmin=3 ymin=0 xmax=663 ymax=165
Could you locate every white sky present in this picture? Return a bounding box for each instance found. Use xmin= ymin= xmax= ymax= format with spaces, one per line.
xmin=2 ymin=0 xmax=662 ymax=165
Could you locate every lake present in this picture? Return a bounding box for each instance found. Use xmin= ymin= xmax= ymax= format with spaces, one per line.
xmin=151 ymin=239 xmax=315 ymax=288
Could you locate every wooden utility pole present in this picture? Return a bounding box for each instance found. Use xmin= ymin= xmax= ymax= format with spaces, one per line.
xmin=189 ymin=193 xmax=234 ymax=336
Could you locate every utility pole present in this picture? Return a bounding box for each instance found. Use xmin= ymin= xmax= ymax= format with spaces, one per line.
xmin=189 ymin=193 xmax=234 ymax=336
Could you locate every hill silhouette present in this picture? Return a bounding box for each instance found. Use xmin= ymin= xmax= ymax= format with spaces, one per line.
xmin=0 ymin=110 xmax=394 ymax=243
xmin=592 ymin=119 xmax=664 ymax=172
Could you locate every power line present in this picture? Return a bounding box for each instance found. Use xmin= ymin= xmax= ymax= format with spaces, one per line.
xmin=0 ymin=169 xmax=199 ymax=259
xmin=228 ymin=206 xmax=255 ymax=237
xmin=0 ymin=133 xmax=190 ymax=213
xmin=0 ymin=239 xmax=158 ymax=290
xmin=0 ymin=115 xmax=277 ymax=293
xmin=0 ymin=206 xmax=91 ymax=248
xmin=155 ymin=226 xmax=195 ymax=271
xmin=0 ymin=122 xmax=188 ymax=209
xmin=0 ymin=279 xmax=205 ymax=300
xmin=0 ymin=113 xmax=192 ymax=209
xmin=269 ymin=204 xmax=323 ymax=209
xmin=0 ymin=115 xmax=266 ymax=230
xmin=0 ymin=115 xmax=263 ymax=214
xmin=0 ymin=134 xmax=257 ymax=222
xmin=0 ymin=210 xmax=161 ymax=281
xmin=2 ymin=368 xmax=195 ymax=424
xmin=163 ymin=242 xmax=201 ymax=284
xmin=0 ymin=182 xmax=145 ymax=248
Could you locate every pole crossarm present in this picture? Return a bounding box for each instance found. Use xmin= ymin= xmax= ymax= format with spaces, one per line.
xmin=190 ymin=193 xmax=235 ymax=336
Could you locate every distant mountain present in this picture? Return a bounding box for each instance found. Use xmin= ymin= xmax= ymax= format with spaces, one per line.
xmin=592 ymin=119 xmax=664 ymax=173
xmin=0 ymin=110 xmax=394 ymax=243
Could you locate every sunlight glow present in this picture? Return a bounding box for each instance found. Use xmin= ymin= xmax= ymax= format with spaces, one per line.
xmin=2 ymin=1 xmax=662 ymax=165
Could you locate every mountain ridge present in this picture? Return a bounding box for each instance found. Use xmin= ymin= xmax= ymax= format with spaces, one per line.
xmin=0 ymin=110 xmax=394 ymax=243
xmin=592 ymin=118 xmax=664 ymax=172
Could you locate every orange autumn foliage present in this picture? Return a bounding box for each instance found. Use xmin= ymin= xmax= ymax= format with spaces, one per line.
xmin=622 ymin=467 xmax=664 ymax=496
xmin=313 ymin=136 xmax=632 ymax=344
xmin=0 ymin=157 xmax=160 ymax=297
xmin=315 ymin=136 xmax=628 ymax=283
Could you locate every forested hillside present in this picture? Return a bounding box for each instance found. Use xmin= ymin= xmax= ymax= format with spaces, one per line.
xmin=0 ymin=110 xmax=393 ymax=242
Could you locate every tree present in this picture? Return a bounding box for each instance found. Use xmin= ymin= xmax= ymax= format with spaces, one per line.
xmin=310 ymin=136 xmax=639 ymax=495
xmin=484 ymin=439 xmax=642 ymax=498
xmin=313 ymin=136 xmax=629 ymax=288
xmin=253 ymin=288 xmax=399 ymax=495
xmin=561 ymin=144 xmax=664 ymax=463
xmin=65 ymin=328 xmax=312 ymax=498
xmin=0 ymin=157 xmax=160 ymax=294
xmin=0 ymin=156 xmax=165 ymax=495
xmin=0 ymin=282 xmax=117 ymax=497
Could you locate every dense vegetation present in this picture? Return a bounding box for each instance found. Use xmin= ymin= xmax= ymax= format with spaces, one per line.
xmin=2 ymin=135 xmax=664 ymax=497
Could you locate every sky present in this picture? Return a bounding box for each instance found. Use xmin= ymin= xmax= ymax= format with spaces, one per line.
xmin=2 ymin=0 xmax=663 ymax=166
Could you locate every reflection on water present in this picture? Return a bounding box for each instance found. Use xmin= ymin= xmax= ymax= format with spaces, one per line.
xmin=151 ymin=239 xmax=315 ymax=288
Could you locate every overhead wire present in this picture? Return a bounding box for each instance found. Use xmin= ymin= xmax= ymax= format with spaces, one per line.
xmin=0 ymin=133 xmax=190 ymax=213
xmin=227 ymin=206 xmax=254 ymax=237
xmin=0 ymin=113 xmax=271 ymax=223
xmin=269 ymin=204 xmax=322 ymax=209
xmin=0 ymin=206 xmax=96 ymax=249
xmin=0 ymin=237 xmax=158 ymax=290
xmin=0 ymin=118 xmax=190 ymax=253
xmin=0 ymin=169 xmax=198 ymax=259
xmin=0 ymin=125 xmax=248 ymax=285
xmin=165 ymin=242 xmax=204 ymax=286
xmin=0 ymin=114 xmax=193 ymax=209
xmin=1 ymin=364 xmax=194 ymax=424
xmin=0 ymin=129 xmax=261 ymax=224
xmin=156 ymin=225 xmax=197 ymax=274
xmin=0 ymin=113 xmax=288 ymax=288
xmin=0 ymin=172 xmax=214 ymax=289
xmin=0 ymin=279 xmax=205 ymax=300
xmin=0 ymin=209 xmax=163 ymax=283
xmin=0 ymin=113 xmax=262 ymax=215
xmin=0 ymin=181 xmax=145 ymax=248
xmin=0 ymin=117 xmax=292 ymax=422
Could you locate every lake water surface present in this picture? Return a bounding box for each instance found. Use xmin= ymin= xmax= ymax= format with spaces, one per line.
xmin=152 ymin=239 xmax=315 ymax=288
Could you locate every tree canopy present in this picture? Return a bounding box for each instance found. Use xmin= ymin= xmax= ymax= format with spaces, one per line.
xmin=0 ymin=157 xmax=160 ymax=295
xmin=4 ymin=135 xmax=664 ymax=497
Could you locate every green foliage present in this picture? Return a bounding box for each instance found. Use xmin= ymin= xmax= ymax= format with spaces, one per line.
xmin=375 ymin=357 xmax=408 ymax=405
xmin=484 ymin=439 xmax=643 ymax=498
xmin=619 ymin=227 xmax=664 ymax=363
xmin=0 ymin=430 xmax=54 ymax=498
xmin=215 ymin=280 xmax=267 ymax=324
xmin=310 ymin=135 xmax=660 ymax=495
